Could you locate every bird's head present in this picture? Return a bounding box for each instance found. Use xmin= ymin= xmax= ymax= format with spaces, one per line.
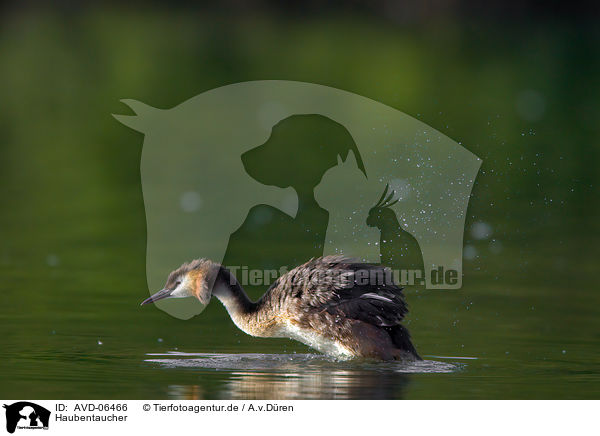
xmin=140 ymin=259 xmax=220 ymax=307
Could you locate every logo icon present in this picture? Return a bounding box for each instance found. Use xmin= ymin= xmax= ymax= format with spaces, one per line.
xmin=3 ymin=402 xmax=50 ymax=433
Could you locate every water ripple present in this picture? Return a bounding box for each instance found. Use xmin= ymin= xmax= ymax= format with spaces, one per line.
xmin=145 ymin=351 xmax=459 ymax=373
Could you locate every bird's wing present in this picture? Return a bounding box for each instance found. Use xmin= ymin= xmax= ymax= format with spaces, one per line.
xmin=323 ymin=279 xmax=408 ymax=327
xmin=290 ymin=256 xmax=409 ymax=328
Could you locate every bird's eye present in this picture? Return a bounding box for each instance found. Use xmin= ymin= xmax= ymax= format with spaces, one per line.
xmin=175 ymin=280 xmax=181 ymax=287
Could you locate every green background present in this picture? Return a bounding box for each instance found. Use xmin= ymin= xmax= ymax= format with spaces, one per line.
xmin=0 ymin=2 xmax=598 ymax=399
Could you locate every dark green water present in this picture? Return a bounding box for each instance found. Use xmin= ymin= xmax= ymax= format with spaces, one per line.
xmin=1 ymin=7 xmax=599 ymax=399
xmin=2 ymin=253 xmax=598 ymax=399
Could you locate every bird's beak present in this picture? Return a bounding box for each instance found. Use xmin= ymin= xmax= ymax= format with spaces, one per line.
xmin=140 ymin=288 xmax=172 ymax=306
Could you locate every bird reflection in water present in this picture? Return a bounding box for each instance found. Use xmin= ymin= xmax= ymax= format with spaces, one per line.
xmin=166 ymin=369 xmax=409 ymax=400
xmin=147 ymin=353 xmax=457 ymax=400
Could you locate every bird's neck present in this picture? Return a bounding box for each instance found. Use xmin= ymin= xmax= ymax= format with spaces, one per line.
xmin=212 ymin=267 xmax=275 ymax=337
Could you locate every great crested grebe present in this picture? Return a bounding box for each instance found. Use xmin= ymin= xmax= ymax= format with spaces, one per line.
xmin=141 ymin=255 xmax=420 ymax=360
